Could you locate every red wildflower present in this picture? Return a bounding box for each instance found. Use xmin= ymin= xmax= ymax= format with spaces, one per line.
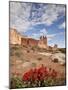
xmin=22 ymin=65 xmax=58 ymax=82
xmin=22 ymin=69 xmax=33 ymax=81
xmin=32 ymin=68 xmax=38 ymax=80
xmin=37 ymin=65 xmax=46 ymax=80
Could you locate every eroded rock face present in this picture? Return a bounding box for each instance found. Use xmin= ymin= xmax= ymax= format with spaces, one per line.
xmin=10 ymin=28 xmax=22 ymax=45
xmin=10 ymin=28 xmax=57 ymax=50
xmin=21 ymin=38 xmax=38 ymax=46
xmin=38 ymin=36 xmax=47 ymax=48
xmin=10 ymin=28 xmax=38 ymax=46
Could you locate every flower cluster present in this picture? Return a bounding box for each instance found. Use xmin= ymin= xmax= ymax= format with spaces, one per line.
xmin=11 ymin=65 xmax=65 ymax=88
xmin=22 ymin=64 xmax=57 ymax=82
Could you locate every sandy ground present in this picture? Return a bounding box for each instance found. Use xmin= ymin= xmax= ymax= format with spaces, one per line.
xmin=10 ymin=45 xmax=66 ymax=79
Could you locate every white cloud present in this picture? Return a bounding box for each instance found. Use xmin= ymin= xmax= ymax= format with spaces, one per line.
xmin=10 ymin=2 xmax=32 ymax=32
xmin=31 ymin=33 xmax=39 ymax=40
xmin=29 ymin=28 xmax=47 ymax=40
xmin=47 ymin=34 xmax=56 ymax=39
xmin=27 ymin=27 xmax=64 ymax=41
xmin=59 ymin=22 xmax=65 ymax=29
xmin=29 ymin=28 xmax=62 ymax=40
xmin=10 ymin=2 xmax=65 ymax=33
xmin=41 ymin=4 xmax=65 ymax=26
xmin=47 ymin=32 xmax=64 ymax=41
xmin=30 ymin=4 xmax=65 ymax=26
xmin=40 ymin=28 xmax=47 ymax=35
xmin=47 ymin=33 xmax=58 ymax=41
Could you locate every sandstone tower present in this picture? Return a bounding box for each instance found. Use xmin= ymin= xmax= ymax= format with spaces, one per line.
xmin=38 ymin=36 xmax=47 ymax=48
xmin=10 ymin=28 xmax=22 ymax=45
xmin=53 ymin=44 xmax=58 ymax=51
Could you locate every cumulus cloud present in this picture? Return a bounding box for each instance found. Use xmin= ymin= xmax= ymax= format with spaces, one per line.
xmin=10 ymin=2 xmax=32 ymax=32
xmin=47 ymin=32 xmax=64 ymax=41
xmin=30 ymin=4 xmax=65 ymax=26
xmin=59 ymin=22 xmax=65 ymax=29
xmin=31 ymin=31 xmax=63 ymax=41
xmin=40 ymin=28 xmax=47 ymax=35
xmin=28 ymin=28 xmax=64 ymax=40
xmin=29 ymin=28 xmax=47 ymax=39
xmin=47 ymin=34 xmax=56 ymax=41
xmin=10 ymin=2 xmax=65 ymax=33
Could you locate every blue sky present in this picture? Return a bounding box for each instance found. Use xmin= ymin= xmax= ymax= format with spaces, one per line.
xmin=10 ymin=2 xmax=66 ymax=48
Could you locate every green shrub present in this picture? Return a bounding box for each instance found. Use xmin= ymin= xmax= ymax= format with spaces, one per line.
xmin=31 ymin=47 xmax=35 ymax=51
xmin=10 ymin=77 xmax=23 ymax=89
xmin=37 ymin=57 xmax=42 ymax=61
xmin=59 ymin=48 xmax=66 ymax=53
xmin=31 ymin=62 xmax=36 ymax=67
xmin=12 ymin=46 xmax=19 ymax=50
xmin=53 ymin=58 xmax=58 ymax=63
xmin=25 ymin=60 xmax=29 ymax=62
xmin=10 ymin=50 xmax=14 ymax=56
xmin=23 ymin=45 xmax=27 ymax=48
xmin=10 ymin=76 xmax=65 ymax=88
xmin=27 ymin=50 xmax=30 ymax=53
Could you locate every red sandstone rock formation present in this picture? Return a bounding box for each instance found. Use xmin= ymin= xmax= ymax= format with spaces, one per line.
xmin=10 ymin=28 xmax=22 ymax=45
xmin=10 ymin=28 xmax=38 ymax=46
xmin=38 ymin=36 xmax=47 ymax=48
xmin=21 ymin=38 xmax=38 ymax=46
xmin=10 ymin=28 xmax=53 ymax=49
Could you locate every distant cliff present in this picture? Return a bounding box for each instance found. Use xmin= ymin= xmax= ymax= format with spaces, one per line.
xmin=10 ymin=28 xmax=50 ymax=49
xmin=10 ymin=28 xmax=22 ymax=45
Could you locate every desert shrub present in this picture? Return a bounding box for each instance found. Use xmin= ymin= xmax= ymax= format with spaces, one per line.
xmin=23 ymin=45 xmax=27 ymax=48
xmin=27 ymin=50 xmax=29 ymax=53
xmin=14 ymin=51 xmax=22 ymax=57
xmin=59 ymin=48 xmax=66 ymax=53
xmin=31 ymin=62 xmax=36 ymax=67
xmin=37 ymin=57 xmax=42 ymax=61
xmin=10 ymin=76 xmax=65 ymax=89
xmin=10 ymin=49 xmax=20 ymax=57
xmin=10 ymin=45 xmax=23 ymax=53
xmin=53 ymin=58 xmax=58 ymax=63
xmin=11 ymin=46 xmax=19 ymax=50
xmin=31 ymin=47 xmax=35 ymax=51
xmin=15 ymin=52 xmax=20 ymax=57
xmin=10 ymin=77 xmax=23 ymax=89
xmin=25 ymin=60 xmax=29 ymax=62
xmin=31 ymin=46 xmax=41 ymax=52
xmin=31 ymin=46 xmax=39 ymax=52
xmin=10 ymin=50 xmax=14 ymax=56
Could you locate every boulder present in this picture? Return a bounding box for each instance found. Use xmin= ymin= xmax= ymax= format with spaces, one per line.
xmin=51 ymin=52 xmax=65 ymax=65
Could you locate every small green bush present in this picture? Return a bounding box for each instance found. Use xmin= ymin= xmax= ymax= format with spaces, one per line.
xmin=37 ymin=57 xmax=42 ymax=61
xmin=27 ymin=50 xmax=30 ymax=53
xmin=59 ymin=48 xmax=66 ymax=53
xmin=31 ymin=47 xmax=35 ymax=51
xmin=31 ymin=62 xmax=36 ymax=67
xmin=10 ymin=77 xmax=23 ymax=89
xmin=53 ymin=58 xmax=58 ymax=63
xmin=10 ymin=76 xmax=65 ymax=88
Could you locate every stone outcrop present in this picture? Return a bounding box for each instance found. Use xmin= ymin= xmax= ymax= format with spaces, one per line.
xmin=10 ymin=28 xmax=58 ymax=50
xmin=21 ymin=38 xmax=38 ymax=47
xmin=38 ymin=36 xmax=47 ymax=48
xmin=10 ymin=28 xmax=39 ymax=46
xmin=10 ymin=28 xmax=22 ymax=45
